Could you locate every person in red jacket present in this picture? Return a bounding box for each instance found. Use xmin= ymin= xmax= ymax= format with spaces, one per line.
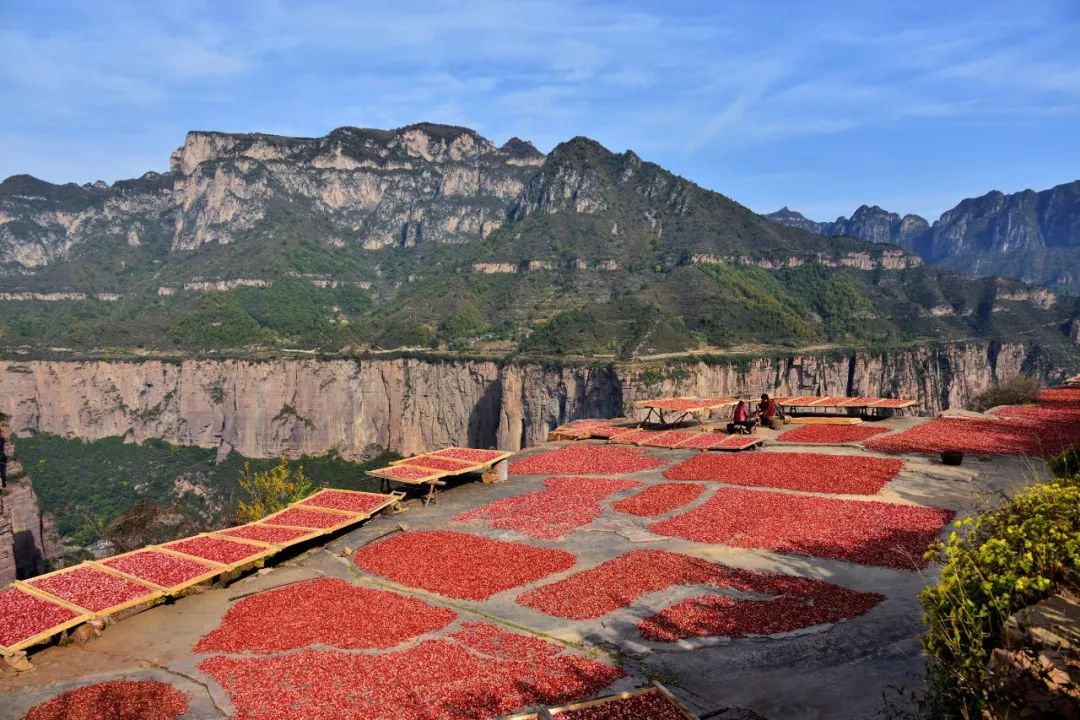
xmin=727 ymin=400 xmax=756 ymax=434
xmin=757 ymin=393 xmax=782 ymax=430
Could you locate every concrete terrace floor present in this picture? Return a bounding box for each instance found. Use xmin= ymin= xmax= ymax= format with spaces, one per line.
xmin=0 ymin=420 xmax=1049 ymax=720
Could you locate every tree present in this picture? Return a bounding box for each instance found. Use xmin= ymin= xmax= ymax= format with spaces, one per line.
xmin=235 ymin=456 xmax=313 ymax=522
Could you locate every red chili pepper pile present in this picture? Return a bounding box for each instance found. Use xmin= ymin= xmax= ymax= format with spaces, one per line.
xmin=399 ymin=456 xmax=478 ymax=472
xmin=373 ymin=464 xmax=442 ymax=481
xmin=642 ymin=398 xmax=727 ymax=412
xmin=22 ymin=680 xmax=188 ymax=720
xmin=662 ymin=452 xmax=903 ymax=495
xmin=298 ymin=489 xmax=393 ymax=514
xmin=0 ymin=587 xmax=78 ymax=647
xmin=28 ymin=566 xmax=156 ymax=613
xmin=454 ymin=476 xmax=642 ymax=539
xmin=865 ymin=416 xmax=1080 ymax=457
xmin=650 ymin=488 xmax=954 ymax=570
xmin=1037 ymin=387 xmax=1080 ymax=405
xmin=432 ymin=448 xmax=507 ymax=463
xmin=552 ymin=689 xmax=689 ymax=719
xmin=674 ymin=433 xmax=759 ymax=450
xmin=194 ymin=578 xmax=456 ymax=653
xmin=353 ymin=530 xmax=576 ymax=600
xmin=608 ymin=429 xmax=665 ymax=445
xmin=198 ymin=622 xmax=623 ymax=720
xmin=612 ymin=483 xmax=706 ymax=517
xmin=776 ymin=424 xmax=890 ymax=444
xmin=217 ymin=524 xmax=312 ymax=544
xmin=163 ymin=536 xmax=266 ymax=565
xmin=518 ymin=550 xmax=723 ymax=619
xmin=638 ymin=431 xmax=697 ymax=448
xmin=102 ymin=550 xmax=216 ymax=589
xmin=637 ymin=578 xmax=883 ymax=643
xmin=517 ymin=549 xmax=883 ymax=639
xmin=509 ymin=445 xmax=666 ymax=475
xmin=264 ymin=507 xmax=353 ymax=529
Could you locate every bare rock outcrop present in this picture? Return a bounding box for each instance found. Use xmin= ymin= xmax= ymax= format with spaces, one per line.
xmin=0 ymin=414 xmax=56 ymax=583
xmin=0 ymin=342 xmax=1046 ymax=461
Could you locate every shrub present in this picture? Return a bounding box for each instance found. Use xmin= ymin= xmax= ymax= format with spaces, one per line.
xmin=971 ymin=375 xmax=1042 ymax=412
xmin=920 ymin=468 xmax=1080 ymax=716
xmin=235 ymin=456 xmax=313 ymax=522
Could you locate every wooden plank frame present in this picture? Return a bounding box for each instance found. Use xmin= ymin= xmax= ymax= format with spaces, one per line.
xmin=393 ymin=456 xmax=488 ymax=474
xmin=158 ymin=533 xmax=279 ymax=572
xmin=547 ymin=682 xmax=698 ymax=719
xmin=367 ymin=464 xmax=449 ymax=486
xmin=98 ymin=549 xmax=224 ymax=595
xmin=16 ymin=563 xmax=164 ymax=619
xmin=296 ymin=488 xmax=403 ymax=518
xmin=0 ymin=586 xmax=93 ymax=656
xmin=427 ymin=447 xmax=513 ymax=466
xmin=635 ymin=396 xmax=737 ymax=413
xmin=214 ymin=523 xmax=325 ymax=549
xmin=260 ymin=506 xmax=365 ymax=535
xmin=673 ymin=433 xmax=764 ymax=451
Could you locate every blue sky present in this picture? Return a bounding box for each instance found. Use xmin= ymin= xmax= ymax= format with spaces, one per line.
xmin=2 ymin=0 xmax=1078 ymax=220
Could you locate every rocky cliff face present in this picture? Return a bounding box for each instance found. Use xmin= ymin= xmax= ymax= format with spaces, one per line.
xmin=0 ymin=344 xmax=1054 ymax=459
xmin=169 ymin=124 xmax=543 ymax=253
xmin=0 ymin=123 xmax=544 ymax=275
xmin=0 ymin=414 xmax=56 ymax=583
xmin=765 ymin=205 xmax=930 ymax=250
xmin=767 ymin=180 xmax=1080 ymax=290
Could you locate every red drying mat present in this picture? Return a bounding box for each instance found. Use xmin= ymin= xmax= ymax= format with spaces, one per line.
xmin=650 ymin=487 xmax=954 ymax=570
xmin=28 ymin=565 xmax=157 ymax=613
xmin=552 ymin=689 xmax=689 ymax=719
xmin=397 ymin=455 xmax=478 ymax=472
xmin=0 ymin=587 xmax=80 ymax=648
xmin=870 ymin=398 xmax=914 ymax=408
xmin=834 ymin=396 xmax=879 ymax=407
xmin=640 ymin=398 xmax=728 ymax=412
xmin=638 ymin=431 xmax=698 ymax=448
xmin=608 ymin=429 xmax=664 ymax=445
xmin=22 ymin=680 xmax=189 ymax=720
xmin=612 ymin=483 xmax=706 ymax=517
xmin=518 ymin=549 xmax=722 ymax=620
xmin=298 ymin=489 xmax=394 ymax=514
xmin=102 ymin=550 xmax=218 ymax=589
xmin=430 ymin=447 xmax=507 ymax=463
xmin=369 ymin=464 xmax=443 ymax=482
xmin=354 ymin=530 xmax=576 ymax=600
xmin=777 ymin=425 xmax=890 ymax=444
xmin=663 ymin=451 xmax=902 ymax=495
xmin=198 ymin=622 xmax=623 ymax=720
xmin=638 ymin=578 xmax=883 ymax=642
xmin=263 ymin=507 xmax=355 ymax=529
xmin=217 ymin=524 xmax=314 ymax=545
xmin=517 ymin=549 xmax=883 ymax=634
xmin=865 ymin=416 xmax=1080 ymax=457
xmin=195 ymin=577 xmax=456 ymax=653
xmin=509 ymin=444 xmax=666 ymax=475
xmin=676 ymin=433 xmax=761 ymax=450
xmin=776 ymin=395 xmax=821 ymax=405
xmin=454 ymin=476 xmax=641 ymax=539
xmin=162 ymin=536 xmax=268 ymax=565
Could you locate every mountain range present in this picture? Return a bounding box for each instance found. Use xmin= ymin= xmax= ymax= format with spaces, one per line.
xmin=766 ymin=180 xmax=1080 ymax=291
xmin=1 ymin=123 xmax=1078 ymax=362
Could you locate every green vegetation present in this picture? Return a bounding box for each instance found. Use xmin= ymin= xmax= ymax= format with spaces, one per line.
xmin=17 ymin=433 xmax=398 ymax=546
xmin=920 ymin=455 xmax=1080 ymax=717
xmin=235 ymin=457 xmax=313 ymax=522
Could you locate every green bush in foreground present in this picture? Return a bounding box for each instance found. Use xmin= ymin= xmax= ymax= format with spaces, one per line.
xmin=920 ymin=464 xmax=1080 ymax=716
